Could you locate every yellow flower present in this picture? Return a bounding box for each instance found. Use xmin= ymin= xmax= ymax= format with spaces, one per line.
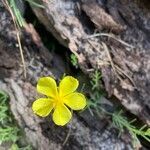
xmin=32 ymin=76 xmax=86 ymax=126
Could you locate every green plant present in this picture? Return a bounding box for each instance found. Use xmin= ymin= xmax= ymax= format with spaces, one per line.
xmin=9 ymin=0 xmax=25 ymax=27
xmin=10 ymin=143 xmax=32 ymax=150
xmin=0 ymin=127 xmax=19 ymax=144
xmin=86 ymin=71 xmax=150 ymax=147
xmin=8 ymin=0 xmax=44 ymax=28
xmin=0 ymin=91 xmax=32 ymax=149
xmin=25 ymin=0 xmax=44 ymax=8
xmin=0 ymin=91 xmax=19 ymax=144
xmin=112 ymin=110 xmax=150 ymax=147
xmin=86 ymin=89 xmax=104 ymax=116
xmin=87 ymin=95 xmax=150 ymax=147
xmin=0 ymin=91 xmax=9 ymax=124
xmin=70 ymin=54 xmax=78 ymax=68
xmin=90 ymin=70 xmax=102 ymax=90
xmin=86 ymin=70 xmax=104 ymax=116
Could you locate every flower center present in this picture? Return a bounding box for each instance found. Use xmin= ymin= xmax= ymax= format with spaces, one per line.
xmin=54 ymin=94 xmax=63 ymax=107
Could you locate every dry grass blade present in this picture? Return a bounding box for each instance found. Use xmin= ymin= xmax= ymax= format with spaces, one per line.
xmin=114 ymin=64 xmax=136 ymax=88
xmin=102 ymin=42 xmax=120 ymax=76
xmin=102 ymin=43 xmax=135 ymax=87
xmin=62 ymin=113 xmax=73 ymax=146
xmin=86 ymin=33 xmax=134 ymax=49
xmin=2 ymin=0 xmax=26 ymax=78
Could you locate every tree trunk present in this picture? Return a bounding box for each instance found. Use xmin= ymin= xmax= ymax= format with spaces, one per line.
xmin=0 ymin=1 xmax=134 ymax=150
xmin=30 ymin=0 xmax=150 ymax=125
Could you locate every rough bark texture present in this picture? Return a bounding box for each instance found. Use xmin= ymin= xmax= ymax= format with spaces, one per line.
xmin=30 ymin=0 xmax=150 ymax=125
xmin=0 ymin=2 xmax=134 ymax=150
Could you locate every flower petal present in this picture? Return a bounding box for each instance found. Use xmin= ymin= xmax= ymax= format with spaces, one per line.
xmin=32 ymin=98 xmax=54 ymax=117
xmin=59 ymin=76 xmax=79 ymax=97
xmin=52 ymin=104 xmax=72 ymax=126
xmin=37 ymin=77 xmax=58 ymax=98
xmin=63 ymin=92 xmax=86 ymax=110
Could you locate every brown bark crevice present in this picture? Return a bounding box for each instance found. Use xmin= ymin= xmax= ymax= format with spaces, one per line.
xmin=29 ymin=0 xmax=150 ymax=125
xmin=0 ymin=1 xmax=134 ymax=149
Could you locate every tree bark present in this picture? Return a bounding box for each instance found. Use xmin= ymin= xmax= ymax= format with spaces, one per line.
xmin=30 ymin=0 xmax=150 ymax=125
xmin=0 ymin=1 xmax=134 ymax=149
